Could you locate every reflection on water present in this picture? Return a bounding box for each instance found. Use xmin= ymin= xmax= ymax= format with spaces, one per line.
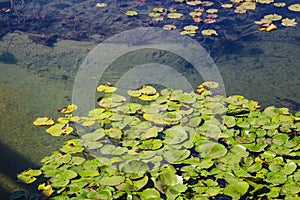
xmin=0 ymin=0 xmax=300 ymax=198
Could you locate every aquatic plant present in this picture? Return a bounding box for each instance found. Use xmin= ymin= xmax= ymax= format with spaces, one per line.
xmin=17 ymin=82 xmax=300 ymax=199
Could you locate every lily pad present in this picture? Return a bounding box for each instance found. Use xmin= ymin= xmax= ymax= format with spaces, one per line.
xmin=140 ymin=188 xmax=161 ymax=200
xmin=95 ymin=2 xmax=107 ymax=8
xmin=163 ymin=24 xmax=176 ymax=30
xmin=288 ymin=4 xmax=300 ymax=12
xmin=281 ymin=18 xmax=297 ymax=26
xmin=125 ymin=10 xmax=138 ymax=16
xmin=99 ymin=176 xmax=125 ymax=186
xmin=195 ymin=141 xmax=227 ymax=159
xmin=46 ymin=123 xmax=73 ymax=136
xmin=201 ymin=29 xmax=218 ymax=36
xmin=18 ymin=169 xmax=42 ymax=184
xmin=163 ymin=148 xmax=190 ymax=164
xmin=266 ymin=171 xmax=287 ymax=184
xmin=120 ymin=160 xmax=149 ymax=175
xmin=167 ymin=13 xmax=183 ymax=19
xmin=33 ymin=117 xmax=55 ymax=126
xmin=264 ymin=14 xmax=282 ymax=21
xmin=223 ymin=181 xmax=249 ymax=199
xmin=57 ymin=104 xmax=77 ymax=114
xmin=96 ymin=83 xmax=117 ymax=93
xmin=273 ymin=2 xmax=286 ymax=7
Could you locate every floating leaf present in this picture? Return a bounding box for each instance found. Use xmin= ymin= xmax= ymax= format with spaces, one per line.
xmin=201 ymin=29 xmax=218 ymax=36
xmin=195 ymin=141 xmax=227 ymax=159
xmin=33 ymin=117 xmax=55 ymax=126
xmin=288 ymin=4 xmax=300 ymax=12
xmin=96 ymin=83 xmax=117 ymax=93
xmin=163 ymin=24 xmax=176 ymax=30
xmin=125 ymin=10 xmax=138 ymax=16
xmin=163 ymin=148 xmax=190 ymax=164
xmin=152 ymin=7 xmax=165 ymax=13
xmin=60 ymin=139 xmax=84 ymax=154
xmin=223 ymin=116 xmax=236 ymax=128
xmin=163 ymin=125 xmax=188 ymax=145
xmin=167 ymin=13 xmax=183 ymax=19
xmin=221 ymin=3 xmax=233 ymax=8
xmin=95 ymin=2 xmax=107 ymax=8
xmin=264 ymin=14 xmax=282 ymax=21
xmin=140 ymin=188 xmax=161 ymax=200
xmin=46 ymin=123 xmax=73 ymax=136
xmin=266 ymin=171 xmax=287 ymax=184
xmin=99 ymin=176 xmax=125 ymax=186
xmin=259 ymin=23 xmax=277 ymax=32
xmin=18 ymin=169 xmax=42 ymax=184
xmin=58 ymin=104 xmax=77 ymax=114
xmin=120 ymin=160 xmax=149 ymax=175
xmin=273 ymin=2 xmax=286 ymax=7
xmin=206 ymin=8 xmax=218 ymax=14
xmin=281 ymin=18 xmax=297 ymax=26
xmin=38 ymin=183 xmax=54 ymax=197
xmin=223 ymin=181 xmax=249 ymax=199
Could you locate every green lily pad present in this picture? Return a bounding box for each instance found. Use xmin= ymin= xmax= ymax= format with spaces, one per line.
xmin=223 ymin=181 xmax=249 ymax=199
xmin=99 ymin=176 xmax=125 ymax=186
xmin=98 ymin=94 xmax=126 ymax=108
xmin=223 ymin=116 xmax=236 ymax=128
xmin=17 ymin=169 xmax=42 ymax=184
xmin=33 ymin=117 xmax=55 ymax=126
xmin=266 ymin=171 xmax=287 ymax=184
xmin=281 ymin=18 xmax=297 ymax=26
xmin=95 ymin=2 xmax=107 ymax=8
xmin=264 ymin=14 xmax=282 ymax=21
xmin=195 ymin=141 xmax=227 ymax=159
xmin=58 ymin=104 xmax=77 ymax=114
xmin=125 ymin=10 xmax=138 ymax=16
xmin=46 ymin=123 xmax=73 ymax=136
xmin=60 ymin=139 xmax=84 ymax=154
xmin=272 ymin=134 xmax=289 ymax=145
xmin=120 ymin=160 xmax=149 ymax=175
xmin=201 ymin=29 xmax=218 ymax=36
xmin=163 ymin=125 xmax=188 ymax=145
xmin=163 ymin=147 xmax=190 ymax=164
xmin=140 ymin=188 xmax=161 ymax=200
xmin=288 ymin=4 xmax=300 ymax=12
xmin=133 ymin=175 xmax=149 ymax=190
xmin=167 ymin=13 xmax=183 ymax=19
xmin=96 ymin=83 xmax=117 ymax=93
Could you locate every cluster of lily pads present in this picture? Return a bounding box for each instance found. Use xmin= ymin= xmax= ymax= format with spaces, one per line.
xmin=118 ymin=0 xmax=300 ymax=36
xmin=18 ymin=82 xmax=300 ymax=199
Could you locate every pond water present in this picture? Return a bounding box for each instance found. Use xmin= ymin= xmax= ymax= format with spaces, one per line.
xmin=0 ymin=0 xmax=299 ymax=198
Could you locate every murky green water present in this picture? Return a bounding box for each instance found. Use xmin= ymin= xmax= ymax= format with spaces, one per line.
xmin=0 ymin=24 xmax=299 ymax=199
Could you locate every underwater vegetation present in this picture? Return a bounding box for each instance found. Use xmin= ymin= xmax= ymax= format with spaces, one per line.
xmin=16 ymin=82 xmax=300 ymax=199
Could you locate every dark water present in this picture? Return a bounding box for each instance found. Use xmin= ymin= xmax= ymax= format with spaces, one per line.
xmin=0 ymin=0 xmax=299 ymax=198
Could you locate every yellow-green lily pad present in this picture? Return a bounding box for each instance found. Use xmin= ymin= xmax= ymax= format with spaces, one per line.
xmin=167 ymin=13 xmax=183 ymax=19
xmin=125 ymin=10 xmax=138 ymax=16
xmin=33 ymin=117 xmax=55 ymax=126
xmin=206 ymin=8 xmax=218 ymax=14
xmin=46 ymin=123 xmax=73 ymax=136
xmin=95 ymin=2 xmax=107 ymax=7
xmin=273 ymin=2 xmax=286 ymax=7
xmin=288 ymin=4 xmax=300 ymax=12
xmin=58 ymin=104 xmax=77 ymax=114
xmin=96 ymin=83 xmax=117 ymax=93
xmin=264 ymin=14 xmax=282 ymax=21
xmin=201 ymin=29 xmax=218 ymax=36
xmin=281 ymin=18 xmax=297 ymax=26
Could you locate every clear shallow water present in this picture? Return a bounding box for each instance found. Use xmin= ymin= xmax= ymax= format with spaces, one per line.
xmin=0 ymin=0 xmax=300 ymax=198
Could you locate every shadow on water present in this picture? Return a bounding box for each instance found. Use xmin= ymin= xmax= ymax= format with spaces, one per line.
xmin=0 ymin=141 xmax=40 ymax=199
